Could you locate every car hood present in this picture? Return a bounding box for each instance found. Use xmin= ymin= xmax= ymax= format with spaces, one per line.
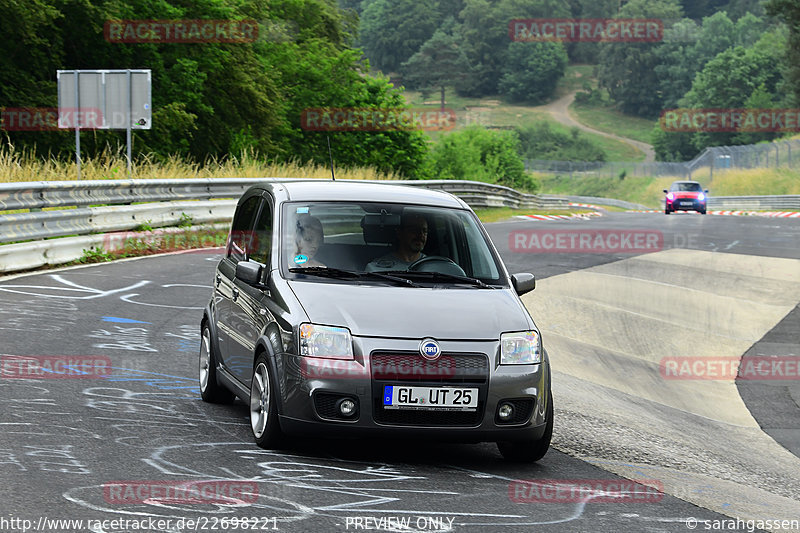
xmin=670 ymin=191 xmax=703 ymax=198
xmin=287 ymin=281 xmax=531 ymax=339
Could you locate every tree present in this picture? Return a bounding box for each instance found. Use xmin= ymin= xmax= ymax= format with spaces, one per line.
xmin=457 ymin=0 xmax=570 ymax=97
xmin=401 ymin=19 xmax=472 ymax=110
xmin=498 ymin=41 xmax=568 ymax=104
xmin=766 ymin=0 xmax=800 ymax=106
xmin=597 ymin=0 xmax=683 ymax=117
xmin=358 ymin=0 xmax=438 ymax=73
xmin=0 ymin=0 xmax=430 ymax=177
xmin=681 ymin=31 xmax=785 ymax=149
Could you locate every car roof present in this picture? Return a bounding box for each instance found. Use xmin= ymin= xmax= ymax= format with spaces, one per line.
xmin=255 ymin=179 xmax=468 ymax=208
xmin=671 ymin=180 xmax=701 ymax=184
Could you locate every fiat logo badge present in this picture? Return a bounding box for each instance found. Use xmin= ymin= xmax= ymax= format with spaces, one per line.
xmin=419 ymin=338 xmax=441 ymax=361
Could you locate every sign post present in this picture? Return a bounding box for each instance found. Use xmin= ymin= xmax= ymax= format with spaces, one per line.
xmin=57 ymin=69 xmax=151 ymax=178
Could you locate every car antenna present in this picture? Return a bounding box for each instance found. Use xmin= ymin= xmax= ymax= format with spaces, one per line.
xmin=327 ymin=136 xmax=335 ymax=181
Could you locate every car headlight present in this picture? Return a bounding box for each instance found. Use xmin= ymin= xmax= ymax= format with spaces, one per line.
xmin=698 ymin=193 xmax=705 ymax=201
xmin=666 ymin=193 xmax=674 ymax=201
xmin=500 ymin=331 xmax=541 ymax=365
xmin=299 ymin=323 xmax=353 ymax=360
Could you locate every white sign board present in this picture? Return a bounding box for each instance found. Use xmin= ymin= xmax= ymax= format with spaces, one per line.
xmin=57 ymin=69 xmax=151 ymax=129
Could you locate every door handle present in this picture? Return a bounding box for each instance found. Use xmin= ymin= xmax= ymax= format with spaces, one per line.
xmin=232 ymin=288 xmax=239 ymax=301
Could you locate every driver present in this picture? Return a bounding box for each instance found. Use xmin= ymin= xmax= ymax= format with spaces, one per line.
xmin=365 ymin=213 xmax=427 ymax=272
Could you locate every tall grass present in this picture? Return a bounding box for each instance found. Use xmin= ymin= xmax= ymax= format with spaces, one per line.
xmin=0 ymin=144 xmax=402 ymax=182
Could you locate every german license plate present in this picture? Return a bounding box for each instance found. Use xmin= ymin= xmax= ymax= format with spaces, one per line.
xmin=681 ymin=201 xmax=694 ymax=206
xmin=383 ymin=385 xmax=478 ymax=410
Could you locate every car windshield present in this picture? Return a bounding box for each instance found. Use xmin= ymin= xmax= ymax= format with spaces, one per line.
xmin=673 ymin=182 xmax=702 ymax=192
xmin=281 ymin=202 xmax=505 ymax=285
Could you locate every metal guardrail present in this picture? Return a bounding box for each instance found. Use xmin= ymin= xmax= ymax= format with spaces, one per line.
xmin=707 ymin=195 xmax=800 ymax=210
xmin=0 ymin=178 xmax=568 ymax=245
xmin=1 ymin=178 xmax=798 ymax=274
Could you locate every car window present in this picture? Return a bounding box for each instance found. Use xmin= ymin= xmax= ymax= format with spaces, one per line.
xmin=281 ymin=202 xmax=506 ymax=284
xmin=250 ymin=199 xmax=273 ymax=265
xmin=227 ymin=195 xmax=262 ymax=263
xmin=674 ymin=182 xmax=702 ymax=192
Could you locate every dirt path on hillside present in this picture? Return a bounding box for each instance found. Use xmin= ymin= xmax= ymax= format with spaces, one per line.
xmin=539 ymin=92 xmax=656 ymax=163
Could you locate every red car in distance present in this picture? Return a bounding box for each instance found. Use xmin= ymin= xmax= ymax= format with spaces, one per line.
xmin=664 ymin=181 xmax=708 ymax=215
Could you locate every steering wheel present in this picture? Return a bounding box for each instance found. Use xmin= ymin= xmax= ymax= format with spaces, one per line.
xmin=408 ymin=256 xmax=466 ymax=276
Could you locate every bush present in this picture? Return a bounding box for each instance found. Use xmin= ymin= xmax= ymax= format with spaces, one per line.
xmin=515 ymin=122 xmax=606 ymax=162
xmin=427 ymin=127 xmax=537 ymax=191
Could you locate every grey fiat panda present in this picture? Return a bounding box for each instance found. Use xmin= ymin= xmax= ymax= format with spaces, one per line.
xmin=199 ymin=180 xmax=553 ymax=462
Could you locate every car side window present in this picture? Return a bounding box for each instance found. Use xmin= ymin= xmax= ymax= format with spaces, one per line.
xmin=250 ymin=200 xmax=273 ymax=266
xmin=228 ymin=196 xmax=261 ymax=263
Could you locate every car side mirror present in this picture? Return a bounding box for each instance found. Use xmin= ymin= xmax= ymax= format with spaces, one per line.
xmin=511 ymin=273 xmax=535 ymax=296
xmin=663 ymin=189 xmax=668 ymax=193
xmin=704 ymin=189 xmax=709 ymax=193
xmin=235 ymin=261 xmax=269 ymax=291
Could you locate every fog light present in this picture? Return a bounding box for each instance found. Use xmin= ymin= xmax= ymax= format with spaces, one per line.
xmin=337 ymin=398 xmax=357 ymax=417
xmin=498 ymin=403 xmax=514 ymax=421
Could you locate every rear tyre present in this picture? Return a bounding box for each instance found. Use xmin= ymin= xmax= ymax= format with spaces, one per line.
xmin=199 ymin=323 xmax=234 ymax=404
xmin=250 ymin=353 xmax=284 ymax=449
xmin=497 ymin=395 xmax=553 ymax=463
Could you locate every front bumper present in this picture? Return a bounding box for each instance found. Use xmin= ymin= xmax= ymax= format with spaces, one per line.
xmin=274 ymin=336 xmax=550 ymax=443
xmin=667 ymin=198 xmax=706 ymax=211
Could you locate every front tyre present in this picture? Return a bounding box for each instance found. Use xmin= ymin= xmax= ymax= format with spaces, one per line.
xmin=199 ymin=323 xmax=234 ymax=404
xmin=250 ymin=353 xmax=284 ymax=449
xmin=497 ymin=395 xmax=553 ymax=463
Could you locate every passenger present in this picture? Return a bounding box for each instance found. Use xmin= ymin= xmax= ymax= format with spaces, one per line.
xmin=292 ymin=214 xmax=325 ymax=267
xmin=365 ymin=213 xmax=427 ymax=272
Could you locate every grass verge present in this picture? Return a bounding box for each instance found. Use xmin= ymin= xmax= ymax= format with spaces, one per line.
xmin=540 ymin=167 xmax=800 ymax=208
xmin=570 ymin=101 xmax=656 ymax=146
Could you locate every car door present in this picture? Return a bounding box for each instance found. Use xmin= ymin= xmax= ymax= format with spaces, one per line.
xmin=228 ymin=193 xmax=275 ymax=385
xmin=216 ymin=194 xmax=262 ymax=376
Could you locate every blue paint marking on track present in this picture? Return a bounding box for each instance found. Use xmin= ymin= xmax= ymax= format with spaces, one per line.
xmin=101 ymin=316 xmax=152 ymax=324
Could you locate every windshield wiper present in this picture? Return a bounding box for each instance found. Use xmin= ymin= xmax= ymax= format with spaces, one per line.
xmin=383 ymin=270 xmax=495 ymax=288
xmin=289 ymin=267 xmax=359 ymax=279
xmin=289 ymin=267 xmax=421 ymax=287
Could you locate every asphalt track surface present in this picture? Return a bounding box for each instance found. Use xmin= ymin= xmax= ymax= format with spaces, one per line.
xmin=0 ymin=211 xmax=798 ymax=533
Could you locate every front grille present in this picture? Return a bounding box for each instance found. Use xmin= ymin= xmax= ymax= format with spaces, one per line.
xmin=371 ymin=352 xmax=488 ymax=384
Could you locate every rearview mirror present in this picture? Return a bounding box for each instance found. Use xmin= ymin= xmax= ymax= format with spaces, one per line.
xmin=511 ymin=273 xmax=535 ymax=296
